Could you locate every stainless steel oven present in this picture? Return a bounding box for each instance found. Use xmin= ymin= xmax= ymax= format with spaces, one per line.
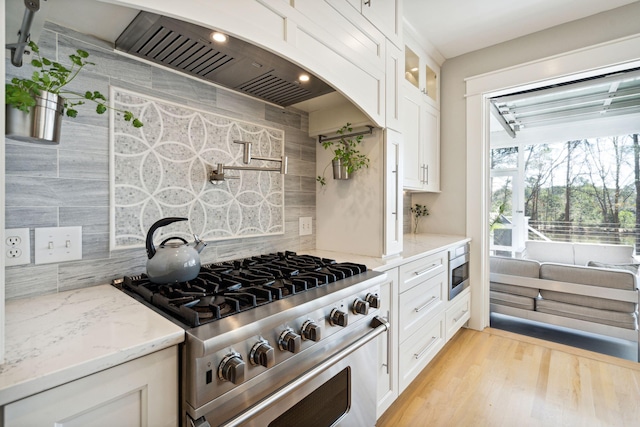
xmin=114 ymin=252 xmax=388 ymax=427
xmin=448 ymin=243 xmax=470 ymax=300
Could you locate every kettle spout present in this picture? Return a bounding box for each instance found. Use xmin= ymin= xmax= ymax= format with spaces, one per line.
xmin=192 ymin=235 xmax=207 ymax=253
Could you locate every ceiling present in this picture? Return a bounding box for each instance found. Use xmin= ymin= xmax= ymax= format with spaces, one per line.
xmin=403 ymin=0 xmax=639 ymax=59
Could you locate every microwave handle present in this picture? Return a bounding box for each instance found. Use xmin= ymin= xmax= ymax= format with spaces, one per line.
xmin=218 ymin=316 xmax=390 ymax=427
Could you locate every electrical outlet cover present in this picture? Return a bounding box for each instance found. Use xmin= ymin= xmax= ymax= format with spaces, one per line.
xmin=5 ymin=228 xmax=31 ymax=266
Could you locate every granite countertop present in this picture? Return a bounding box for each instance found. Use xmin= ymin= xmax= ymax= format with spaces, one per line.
xmin=0 ymin=284 xmax=185 ymax=407
xmin=303 ymin=233 xmax=470 ymax=272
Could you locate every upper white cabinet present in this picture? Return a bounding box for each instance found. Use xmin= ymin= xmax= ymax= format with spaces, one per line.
xmin=342 ymin=0 xmax=403 ymax=48
xmin=402 ymin=31 xmax=441 ymax=192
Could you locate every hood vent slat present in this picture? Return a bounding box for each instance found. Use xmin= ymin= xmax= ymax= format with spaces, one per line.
xmin=116 ymin=12 xmax=334 ymax=107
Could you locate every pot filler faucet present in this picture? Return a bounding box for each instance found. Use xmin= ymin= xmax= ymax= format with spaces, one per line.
xmin=209 ymin=140 xmax=288 ymax=183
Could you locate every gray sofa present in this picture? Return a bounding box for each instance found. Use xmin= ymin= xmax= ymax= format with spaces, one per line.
xmin=490 ymin=255 xmax=639 ymax=359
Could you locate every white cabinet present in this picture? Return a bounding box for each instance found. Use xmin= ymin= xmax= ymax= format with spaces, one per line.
xmin=385 ymin=40 xmax=403 ymax=131
xmin=397 ymin=251 xmax=447 ymax=392
xmin=402 ymin=79 xmax=440 ymax=192
xmin=4 ymin=347 xmax=178 ymax=427
xmin=343 ymin=0 xmax=402 ymax=47
xmin=446 ymin=289 xmax=471 ymax=342
xmin=376 ymin=267 xmax=399 ymax=418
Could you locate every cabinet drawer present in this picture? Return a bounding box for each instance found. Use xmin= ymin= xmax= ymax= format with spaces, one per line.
xmin=399 ymin=251 xmax=446 ymax=293
xmin=399 ymin=272 xmax=445 ymax=343
xmin=445 ymin=291 xmax=471 ymax=342
xmin=399 ymin=313 xmax=445 ymax=392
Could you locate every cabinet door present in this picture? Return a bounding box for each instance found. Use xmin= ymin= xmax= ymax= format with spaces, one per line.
xmin=401 ymin=86 xmax=424 ymax=190
xmin=384 ymin=129 xmax=403 ymax=256
xmin=4 ymin=347 xmax=178 ymax=427
xmin=376 ymin=268 xmax=399 ymax=418
xmin=422 ymin=103 xmax=440 ymax=192
xmin=385 ymin=40 xmax=403 ymax=132
xmin=360 ymin=0 xmax=402 ymax=48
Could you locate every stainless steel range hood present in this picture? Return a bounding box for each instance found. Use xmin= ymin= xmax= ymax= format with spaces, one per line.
xmin=115 ymin=12 xmax=335 ymax=107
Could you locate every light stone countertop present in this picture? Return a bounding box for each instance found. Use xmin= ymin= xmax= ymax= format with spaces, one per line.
xmin=302 ymin=233 xmax=470 ymax=272
xmin=0 ymin=284 xmax=185 ymax=407
xmin=0 ymin=233 xmax=466 ymax=408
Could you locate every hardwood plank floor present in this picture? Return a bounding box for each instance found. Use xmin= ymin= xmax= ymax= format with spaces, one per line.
xmin=377 ymin=327 xmax=640 ymax=427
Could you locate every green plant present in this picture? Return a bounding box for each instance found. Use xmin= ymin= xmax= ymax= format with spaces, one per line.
xmin=410 ymin=203 xmax=429 ymax=233
xmin=316 ymin=122 xmax=370 ymax=186
xmin=5 ymin=41 xmax=143 ymax=127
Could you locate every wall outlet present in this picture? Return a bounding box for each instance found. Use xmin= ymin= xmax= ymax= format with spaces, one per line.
xmin=299 ymin=217 xmax=312 ymax=236
xmin=5 ymin=228 xmax=31 ymax=266
xmin=34 ymin=226 xmax=83 ymax=264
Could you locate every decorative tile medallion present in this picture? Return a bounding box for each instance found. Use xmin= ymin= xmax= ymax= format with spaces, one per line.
xmin=110 ymin=87 xmax=285 ymax=250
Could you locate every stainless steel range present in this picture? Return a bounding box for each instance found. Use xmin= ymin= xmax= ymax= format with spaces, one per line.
xmin=114 ymin=251 xmax=388 ymax=427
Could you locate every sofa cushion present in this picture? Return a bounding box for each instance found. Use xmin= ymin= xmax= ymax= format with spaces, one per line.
xmin=490 ymin=256 xmax=540 ymax=277
xmin=587 ymin=261 xmax=640 ymax=275
xmin=490 ymin=291 xmax=536 ymax=310
xmin=536 ymin=299 xmax=638 ymax=330
xmin=524 ymin=241 xmax=574 ymax=264
xmin=539 ymin=263 xmax=637 ymax=312
xmin=574 ymin=242 xmax=635 ymax=266
xmin=491 ymin=282 xmax=540 ymax=298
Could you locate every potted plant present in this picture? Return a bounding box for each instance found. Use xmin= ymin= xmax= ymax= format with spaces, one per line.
xmin=316 ymin=122 xmax=370 ymax=186
xmin=5 ymin=41 xmax=143 ymax=144
xmin=410 ymin=203 xmax=429 ymax=233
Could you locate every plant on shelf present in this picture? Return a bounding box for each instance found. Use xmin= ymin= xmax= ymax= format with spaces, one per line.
xmin=316 ymin=122 xmax=370 ymax=186
xmin=5 ymin=41 xmax=143 ymax=127
xmin=410 ymin=203 xmax=429 ymax=233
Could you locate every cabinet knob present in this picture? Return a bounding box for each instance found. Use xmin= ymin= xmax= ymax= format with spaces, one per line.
xmin=250 ymin=340 xmax=275 ymax=368
xmin=329 ymin=308 xmax=348 ymax=327
xmin=301 ymin=320 xmax=322 ymax=341
xmin=218 ymin=352 xmax=245 ymax=384
xmin=279 ymin=328 xmax=301 ymax=353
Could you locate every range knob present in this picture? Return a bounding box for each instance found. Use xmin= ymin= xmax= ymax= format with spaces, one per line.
xmin=365 ymin=293 xmax=381 ymax=309
xmin=250 ymin=340 xmax=275 ymax=368
xmin=278 ymin=328 xmax=301 ymax=353
xmin=301 ymin=320 xmax=322 ymax=341
xmin=329 ymin=308 xmax=348 ymax=327
xmin=353 ymin=298 xmax=370 ymax=315
xmin=218 ymin=352 xmax=245 ymax=384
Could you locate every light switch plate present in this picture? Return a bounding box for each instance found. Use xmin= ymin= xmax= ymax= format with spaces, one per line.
xmin=35 ymin=226 xmax=82 ymax=264
xmin=5 ymin=228 xmax=31 ymax=266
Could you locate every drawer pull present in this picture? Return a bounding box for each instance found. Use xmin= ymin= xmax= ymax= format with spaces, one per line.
xmin=414 ymin=336 xmax=438 ymax=359
xmin=414 ymin=263 xmax=440 ymax=277
xmin=453 ymin=310 xmax=469 ymax=323
xmin=414 ymin=296 xmax=437 ymax=313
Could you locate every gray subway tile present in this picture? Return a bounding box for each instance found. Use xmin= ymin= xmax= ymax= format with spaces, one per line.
xmin=60 ymin=207 xmax=109 ymax=234
xmin=5 ymin=143 xmax=58 ymax=177
xmin=265 ymin=105 xmax=301 ymax=129
xmin=59 ymin=149 xmax=109 ymax=180
xmin=5 ymin=264 xmax=58 ymax=300
xmin=6 ymin=176 xmax=109 ymax=207
xmin=5 ymin=207 xmax=58 ymax=229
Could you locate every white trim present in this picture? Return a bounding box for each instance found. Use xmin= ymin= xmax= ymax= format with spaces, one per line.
xmin=1 ymin=1 xmax=6 ymax=364
xmin=466 ymin=33 xmax=640 ymax=331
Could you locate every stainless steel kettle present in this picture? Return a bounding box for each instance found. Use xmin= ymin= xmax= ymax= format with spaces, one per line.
xmin=145 ymin=217 xmax=206 ymax=284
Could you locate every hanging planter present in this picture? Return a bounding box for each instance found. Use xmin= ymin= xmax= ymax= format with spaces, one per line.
xmin=5 ymin=91 xmax=64 ymax=144
xmin=316 ymin=123 xmax=371 ymax=186
xmin=332 ymin=159 xmax=350 ymax=180
xmin=5 ymin=41 xmax=142 ymax=145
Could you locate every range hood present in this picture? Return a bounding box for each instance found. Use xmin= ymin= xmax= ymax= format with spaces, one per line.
xmin=116 ymin=12 xmax=335 ymax=107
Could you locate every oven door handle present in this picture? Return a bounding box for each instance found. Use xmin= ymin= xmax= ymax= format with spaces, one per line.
xmin=218 ymin=316 xmax=390 ymax=427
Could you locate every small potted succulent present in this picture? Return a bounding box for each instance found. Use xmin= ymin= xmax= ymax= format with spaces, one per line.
xmin=410 ymin=203 xmax=430 ymax=233
xmin=5 ymin=41 xmax=143 ymax=144
xmin=316 ymin=122 xmax=370 ymax=186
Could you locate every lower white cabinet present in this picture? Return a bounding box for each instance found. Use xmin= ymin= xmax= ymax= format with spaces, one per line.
xmin=446 ymin=289 xmax=471 ymax=342
xmin=4 ymin=347 xmax=179 ymax=427
xmin=376 ymin=267 xmax=399 ymax=418
xmin=399 ymin=313 xmax=445 ymax=392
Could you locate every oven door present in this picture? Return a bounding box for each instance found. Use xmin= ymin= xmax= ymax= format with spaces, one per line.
xmin=197 ymin=317 xmax=388 ymax=427
xmin=449 ymin=253 xmax=470 ymax=300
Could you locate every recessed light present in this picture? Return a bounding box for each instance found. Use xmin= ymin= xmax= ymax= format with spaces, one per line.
xmin=299 ymin=74 xmax=310 ymax=82
xmin=411 ymin=67 xmax=418 ymax=72
xmin=211 ymin=32 xmax=227 ymax=42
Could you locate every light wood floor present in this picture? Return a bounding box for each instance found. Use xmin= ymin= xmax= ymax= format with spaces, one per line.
xmin=377 ymin=327 xmax=640 ymax=427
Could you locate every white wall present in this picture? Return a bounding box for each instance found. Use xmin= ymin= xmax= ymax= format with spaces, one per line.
xmin=412 ymin=1 xmax=640 ymax=236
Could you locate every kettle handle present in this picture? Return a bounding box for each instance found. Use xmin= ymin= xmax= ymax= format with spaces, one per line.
xmin=146 ymin=217 xmax=188 ymax=259
xmin=160 ymin=237 xmax=189 ymax=246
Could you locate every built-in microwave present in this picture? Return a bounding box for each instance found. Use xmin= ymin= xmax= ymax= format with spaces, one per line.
xmin=448 ymin=243 xmax=470 ymax=300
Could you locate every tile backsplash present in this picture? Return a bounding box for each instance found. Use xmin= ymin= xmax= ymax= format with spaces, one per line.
xmin=4 ymin=23 xmax=316 ymax=300
xmin=111 ymin=88 xmax=285 ymax=249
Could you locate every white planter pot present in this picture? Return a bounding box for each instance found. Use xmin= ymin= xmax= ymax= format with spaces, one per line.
xmin=5 ymin=91 xmax=64 ymax=144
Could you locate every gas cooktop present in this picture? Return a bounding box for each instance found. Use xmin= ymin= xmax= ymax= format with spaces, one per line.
xmin=116 ymin=251 xmax=368 ymax=328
